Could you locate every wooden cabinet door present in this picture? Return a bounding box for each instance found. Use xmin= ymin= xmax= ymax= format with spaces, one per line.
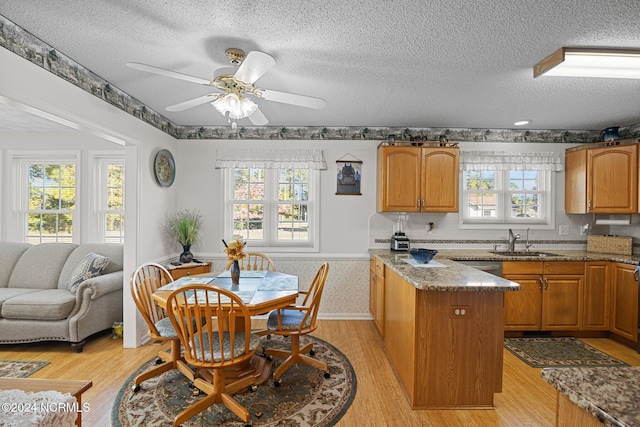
xmin=377 ymin=146 xmax=421 ymax=212
xmin=503 ymin=275 xmax=542 ymax=330
xmin=542 ymin=275 xmax=583 ymax=330
xmin=610 ymin=263 xmax=639 ymax=342
xmin=421 ymin=147 xmax=459 ymax=212
xmin=583 ymin=262 xmax=610 ymax=330
xmin=564 ymin=148 xmax=588 ymax=214
xmin=587 ymin=145 xmax=638 ymax=213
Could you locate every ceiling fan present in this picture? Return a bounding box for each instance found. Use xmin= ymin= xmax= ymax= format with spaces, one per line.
xmin=126 ymin=48 xmax=326 ymax=126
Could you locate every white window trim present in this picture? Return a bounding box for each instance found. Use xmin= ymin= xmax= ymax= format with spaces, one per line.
xmin=9 ymin=150 xmax=81 ymax=243
xmin=459 ymin=169 xmax=556 ymax=230
xmin=89 ymin=151 xmax=125 ymax=243
xmin=223 ymin=168 xmax=320 ymax=253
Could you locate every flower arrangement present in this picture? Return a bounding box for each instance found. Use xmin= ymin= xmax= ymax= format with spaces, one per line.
xmin=223 ymin=235 xmax=247 ymax=261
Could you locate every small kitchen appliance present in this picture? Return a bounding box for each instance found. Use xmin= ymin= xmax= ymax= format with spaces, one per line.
xmin=390 ymin=213 xmax=410 ymax=251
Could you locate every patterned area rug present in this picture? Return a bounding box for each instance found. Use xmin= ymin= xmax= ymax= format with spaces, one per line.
xmin=0 ymin=360 xmax=50 ymax=378
xmin=112 ymin=335 xmax=356 ymax=426
xmin=504 ymin=337 xmax=629 ymax=368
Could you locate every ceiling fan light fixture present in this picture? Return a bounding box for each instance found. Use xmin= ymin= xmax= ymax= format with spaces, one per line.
xmin=534 ymin=47 xmax=640 ymax=78
xmin=211 ymin=93 xmax=258 ymax=120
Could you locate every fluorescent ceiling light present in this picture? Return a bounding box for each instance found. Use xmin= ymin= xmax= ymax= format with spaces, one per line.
xmin=534 ymin=47 xmax=640 ymax=79
xmin=514 ymin=120 xmax=530 ymax=126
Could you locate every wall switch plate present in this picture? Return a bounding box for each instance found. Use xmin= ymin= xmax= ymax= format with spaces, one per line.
xmin=559 ymin=225 xmax=570 ymax=236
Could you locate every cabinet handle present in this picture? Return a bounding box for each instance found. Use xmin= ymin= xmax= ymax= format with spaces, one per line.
xmin=634 ymin=268 xmax=639 ymax=282
xmin=544 ymin=278 xmax=549 ymax=290
xmin=538 ymin=277 xmax=544 ymax=291
xmin=587 ymin=200 xmax=591 ymax=211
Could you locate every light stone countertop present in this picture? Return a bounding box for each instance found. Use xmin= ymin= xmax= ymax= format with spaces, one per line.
xmin=423 ymin=248 xmax=640 ymax=264
xmin=369 ymin=249 xmax=520 ymax=292
xmin=542 ymin=366 xmax=640 ymax=427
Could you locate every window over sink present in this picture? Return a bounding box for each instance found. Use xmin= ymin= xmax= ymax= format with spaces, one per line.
xmin=459 ymin=151 xmax=562 ymax=229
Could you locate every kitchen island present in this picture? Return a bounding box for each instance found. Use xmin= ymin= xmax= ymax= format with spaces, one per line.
xmin=542 ymin=366 xmax=640 ymax=427
xmin=369 ymin=249 xmax=519 ymax=409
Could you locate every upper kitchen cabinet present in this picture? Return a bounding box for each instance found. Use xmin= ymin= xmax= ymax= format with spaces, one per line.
xmin=565 ymin=140 xmax=638 ymax=214
xmin=377 ymin=144 xmax=459 ymax=212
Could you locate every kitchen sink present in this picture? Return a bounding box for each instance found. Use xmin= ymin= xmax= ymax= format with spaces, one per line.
xmin=489 ymin=251 xmax=559 ymax=257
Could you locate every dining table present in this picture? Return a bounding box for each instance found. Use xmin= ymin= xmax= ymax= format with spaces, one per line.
xmin=152 ymin=270 xmax=299 ymax=385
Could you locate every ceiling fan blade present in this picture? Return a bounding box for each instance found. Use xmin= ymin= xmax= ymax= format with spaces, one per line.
xmin=259 ymin=89 xmax=327 ymax=109
xmin=126 ymin=62 xmax=212 ymax=86
xmin=165 ymin=94 xmax=221 ymax=112
xmin=234 ymin=51 xmax=276 ymax=84
xmin=248 ymin=108 xmax=269 ymax=125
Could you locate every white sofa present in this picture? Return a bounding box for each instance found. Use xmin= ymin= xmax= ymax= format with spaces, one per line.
xmin=0 ymin=242 xmax=123 ymax=352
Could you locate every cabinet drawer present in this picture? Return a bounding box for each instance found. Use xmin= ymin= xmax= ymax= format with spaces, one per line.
xmin=502 ymin=261 xmax=543 ymax=275
xmin=544 ymin=262 xmax=584 ymax=275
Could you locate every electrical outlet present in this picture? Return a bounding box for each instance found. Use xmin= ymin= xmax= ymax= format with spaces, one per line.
xmin=559 ymin=225 xmax=570 ymax=236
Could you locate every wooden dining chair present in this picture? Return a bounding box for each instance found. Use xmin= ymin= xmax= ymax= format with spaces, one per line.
xmin=129 ymin=262 xmax=194 ymax=392
xmin=264 ymin=262 xmax=330 ymax=386
xmin=166 ymin=284 xmax=261 ymax=427
xmin=225 ymin=252 xmax=276 ymax=272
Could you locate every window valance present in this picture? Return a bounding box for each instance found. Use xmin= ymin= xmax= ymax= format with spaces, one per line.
xmin=459 ymin=151 xmax=563 ymax=171
xmin=215 ymin=149 xmax=327 ymax=170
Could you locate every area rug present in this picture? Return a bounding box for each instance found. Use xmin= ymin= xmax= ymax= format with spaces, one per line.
xmin=0 ymin=360 xmax=50 ymax=378
xmin=504 ymin=337 xmax=629 ymax=368
xmin=112 ymin=334 xmax=356 ymax=426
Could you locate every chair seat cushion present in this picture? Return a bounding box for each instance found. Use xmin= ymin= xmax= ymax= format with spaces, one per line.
xmin=267 ymin=309 xmax=311 ymax=331
xmin=154 ymin=317 xmax=178 ymax=339
xmin=191 ymin=332 xmax=260 ymax=363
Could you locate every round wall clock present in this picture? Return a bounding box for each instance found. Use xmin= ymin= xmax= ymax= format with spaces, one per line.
xmin=154 ymin=149 xmax=175 ymax=187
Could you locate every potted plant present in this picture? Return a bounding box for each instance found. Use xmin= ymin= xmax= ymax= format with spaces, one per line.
xmin=166 ymin=209 xmax=202 ymax=263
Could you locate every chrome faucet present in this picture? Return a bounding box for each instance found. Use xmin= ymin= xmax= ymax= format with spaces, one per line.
xmin=524 ymin=228 xmax=534 ymax=252
xmin=508 ymin=229 xmax=520 ymax=252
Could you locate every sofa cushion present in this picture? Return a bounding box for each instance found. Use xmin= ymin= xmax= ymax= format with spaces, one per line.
xmin=59 ymin=243 xmax=123 ymax=288
xmin=64 ymin=253 xmax=110 ymax=294
xmin=0 ymin=242 xmax=32 ymax=288
xmin=8 ymin=243 xmax=78 ymax=290
xmin=0 ymin=289 xmax=42 ymax=317
xmin=1 ymin=289 xmax=76 ymax=320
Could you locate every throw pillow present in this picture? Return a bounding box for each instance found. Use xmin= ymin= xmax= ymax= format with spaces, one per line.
xmin=65 ymin=253 xmax=110 ymax=294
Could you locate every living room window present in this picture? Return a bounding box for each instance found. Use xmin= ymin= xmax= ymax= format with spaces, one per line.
xmin=217 ymin=149 xmax=325 ymax=252
xmin=92 ymin=154 xmax=125 ymax=243
xmin=14 ymin=152 xmax=79 ymax=243
xmin=459 ymin=151 xmax=563 ymax=229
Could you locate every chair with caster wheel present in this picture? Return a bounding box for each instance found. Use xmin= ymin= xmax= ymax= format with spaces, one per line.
xmin=130 ymin=263 xmax=194 ymax=392
xmin=264 ymin=262 xmax=331 ymax=386
xmin=166 ymin=284 xmax=261 ymax=427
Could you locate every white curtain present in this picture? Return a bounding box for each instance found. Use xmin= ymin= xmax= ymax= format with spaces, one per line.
xmin=460 ymin=151 xmax=563 ymax=171
xmin=215 ymin=149 xmax=327 ymax=170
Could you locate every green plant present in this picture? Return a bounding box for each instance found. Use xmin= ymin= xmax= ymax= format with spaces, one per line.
xmin=166 ymin=209 xmax=202 ymax=247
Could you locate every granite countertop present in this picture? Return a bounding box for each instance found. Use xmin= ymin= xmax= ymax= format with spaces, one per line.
xmin=428 ymin=249 xmax=640 ymax=265
xmin=369 ymin=249 xmax=520 ymax=292
xmin=542 ymin=367 xmax=640 ymax=427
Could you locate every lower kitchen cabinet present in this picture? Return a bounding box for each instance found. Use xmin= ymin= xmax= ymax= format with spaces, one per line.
xmin=583 ymin=262 xmax=610 ymax=330
xmin=503 ymin=261 xmax=584 ymax=331
xmin=369 ymin=256 xmax=385 ymax=336
xmin=610 ymin=262 xmax=639 ymax=342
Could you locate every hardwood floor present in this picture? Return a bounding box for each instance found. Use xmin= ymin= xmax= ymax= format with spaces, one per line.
xmin=1 ymin=321 xmax=639 ymax=426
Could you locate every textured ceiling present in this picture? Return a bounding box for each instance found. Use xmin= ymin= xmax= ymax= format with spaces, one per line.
xmin=1 ymin=1 xmax=640 ymax=132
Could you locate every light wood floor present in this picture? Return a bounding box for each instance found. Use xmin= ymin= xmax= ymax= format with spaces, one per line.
xmin=1 ymin=321 xmax=639 ymax=426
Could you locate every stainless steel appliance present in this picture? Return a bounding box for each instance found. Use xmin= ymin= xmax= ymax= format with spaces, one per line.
xmin=455 ymin=260 xmax=503 ymax=277
xmin=390 ymin=232 xmax=410 ymax=251
xmin=390 ymin=213 xmax=410 ymax=251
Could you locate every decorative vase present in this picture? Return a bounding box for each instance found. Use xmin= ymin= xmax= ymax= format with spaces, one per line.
xmin=601 ymin=126 xmax=620 ymax=142
xmin=230 ymin=260 xmax=240 ymax=285
xmin=179 ymin=245 xmax=193 ymax=263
